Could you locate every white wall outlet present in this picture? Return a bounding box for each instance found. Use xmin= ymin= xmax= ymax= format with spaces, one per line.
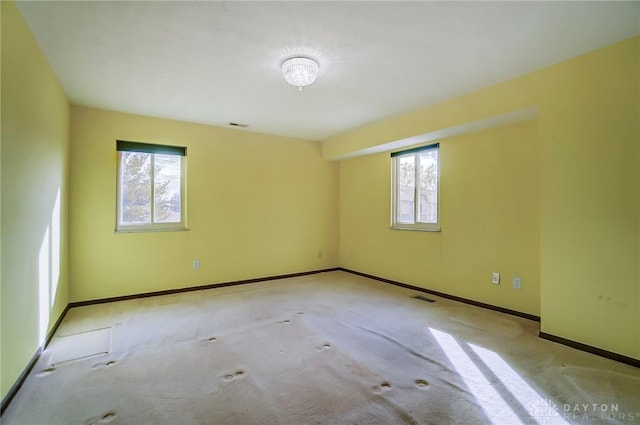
xmin=513 ymin=277 xmax=522 ymax=289
xmin=491 ymin=272 xmax=500 ymax=285
xmin=193 ymin=260 xmax=200 ymax=270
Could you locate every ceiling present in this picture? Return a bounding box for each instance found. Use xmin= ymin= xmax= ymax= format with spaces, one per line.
xmin=16 ymin=1 xmax=640 ymax=142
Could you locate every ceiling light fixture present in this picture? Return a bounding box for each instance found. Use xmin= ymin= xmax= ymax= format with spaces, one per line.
xmin=281 ymin=57 xmax=319 ymax=91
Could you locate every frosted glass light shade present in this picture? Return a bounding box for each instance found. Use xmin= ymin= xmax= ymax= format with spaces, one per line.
xmin=281 ymin=57 xmax=319 ymax=90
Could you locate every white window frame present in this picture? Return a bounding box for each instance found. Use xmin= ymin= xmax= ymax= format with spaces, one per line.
xmin=116 ymin=140 xmax=187 ymax=233
xmin=391 ymin=143 xmax=440 ymax=232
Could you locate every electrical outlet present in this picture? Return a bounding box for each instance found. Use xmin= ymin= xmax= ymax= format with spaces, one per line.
xmin=513 ymin=277 xmax=522 ymax=289
xmin=193 ymin=260 xmax=200 ymax=270
xmin=491 ymin=272 xmax=500 ymax=285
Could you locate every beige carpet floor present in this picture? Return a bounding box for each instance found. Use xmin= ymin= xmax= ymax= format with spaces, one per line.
xmin=3 ymin=271 xmax=639 ymax=425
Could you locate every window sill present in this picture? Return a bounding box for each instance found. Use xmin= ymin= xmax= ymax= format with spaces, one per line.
xmin=390 ymin=225 xmax=441 ymax=232
xmin=115 ymin=227 xmax=190 ymax=234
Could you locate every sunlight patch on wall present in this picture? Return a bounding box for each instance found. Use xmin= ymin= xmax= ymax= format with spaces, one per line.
xmin=38 ymin=189 xmax=63 ymax=344
xmin=50 ymin=190 xmax=61 ymax=306
xmin=38 ymin=227 xmax=50 ymax=343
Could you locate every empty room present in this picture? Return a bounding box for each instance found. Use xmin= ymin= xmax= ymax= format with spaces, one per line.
xmin=2 ymin=1 xmax=639 ymax=424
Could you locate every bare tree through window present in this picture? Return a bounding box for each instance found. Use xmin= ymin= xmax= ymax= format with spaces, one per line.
xmin=392 ymin=145 xmax=439 ymax=230
xmin=117 ymin=141 xmax=185 ymax=231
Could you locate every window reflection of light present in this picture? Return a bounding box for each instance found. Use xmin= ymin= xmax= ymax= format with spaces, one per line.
xmin=469 ymin=344 xmax=569 ymax=425
xmin=429 ymin=327 xmax=524 ymax=425
xmin=51 ymin=190 xmax=61 ymax=306
xmin=38 ymin=189 xmax=62 ymax=344
xmin=38 ymin=227 xmax=50 ymax=343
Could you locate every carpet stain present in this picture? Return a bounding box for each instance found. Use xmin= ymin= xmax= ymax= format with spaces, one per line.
xmin=85 ymin=412 xmax=116 ymax=424
xmin=224 ymin=370 xmax=245 ymax=381
xmin=373 ymin=382 xmax=392 ymax=393
xmin=415 ymin=379 xmax=429 ymax=388
xmin=92 ymin=360 xmax=116 ymax=369
xmin=198 ymin=336 xmax=218 ymax=344
xmin=315 ymin=343 xmax=331 ymax=351
xmin=412 ymin=295 xmax=437 ymax=303
xmin=100 ymin=412 xmax=116 ymax=423
xmin=36 ymin=367 xmax=55 ymax=377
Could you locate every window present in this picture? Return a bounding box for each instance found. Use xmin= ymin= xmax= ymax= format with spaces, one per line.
xmin=116 ymin=140 xmax=186 ymax=232
xmin=391 ymin=143 xmax=439 ymax=231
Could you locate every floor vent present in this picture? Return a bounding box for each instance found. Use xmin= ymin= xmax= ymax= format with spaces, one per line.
xmin=413 ymin=295 xmax=436 ymax=303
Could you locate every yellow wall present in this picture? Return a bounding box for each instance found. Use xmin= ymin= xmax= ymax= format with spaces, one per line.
xmin=329 ymin=37 xmax=640 ymax=359
xmin=537 ymin=37 xmax=639 ymax=358
xmin=1 ymin=1 xmax=637 ymax=401
xmin=69 ymin=106 xmax=339 ymax=302
xmin=1 ymin=1 xmax=70 ymax=399
xmin=340 ymin=121 xmax=540 ymax=315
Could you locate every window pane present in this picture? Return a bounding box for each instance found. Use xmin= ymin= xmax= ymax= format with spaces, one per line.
xmin=397 ymin=155 xmax=415 ymax=224
xmin=417 ymin=150 xmax=438 ymax=223
xmin=120 ymin=152 xmax=151 ymax=224
xmin=154 ymin=154 xmax=181 ymax=223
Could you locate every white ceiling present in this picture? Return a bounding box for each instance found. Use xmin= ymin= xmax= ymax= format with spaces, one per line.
xmin=16 ymin=1 xmax=640 ymax=142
